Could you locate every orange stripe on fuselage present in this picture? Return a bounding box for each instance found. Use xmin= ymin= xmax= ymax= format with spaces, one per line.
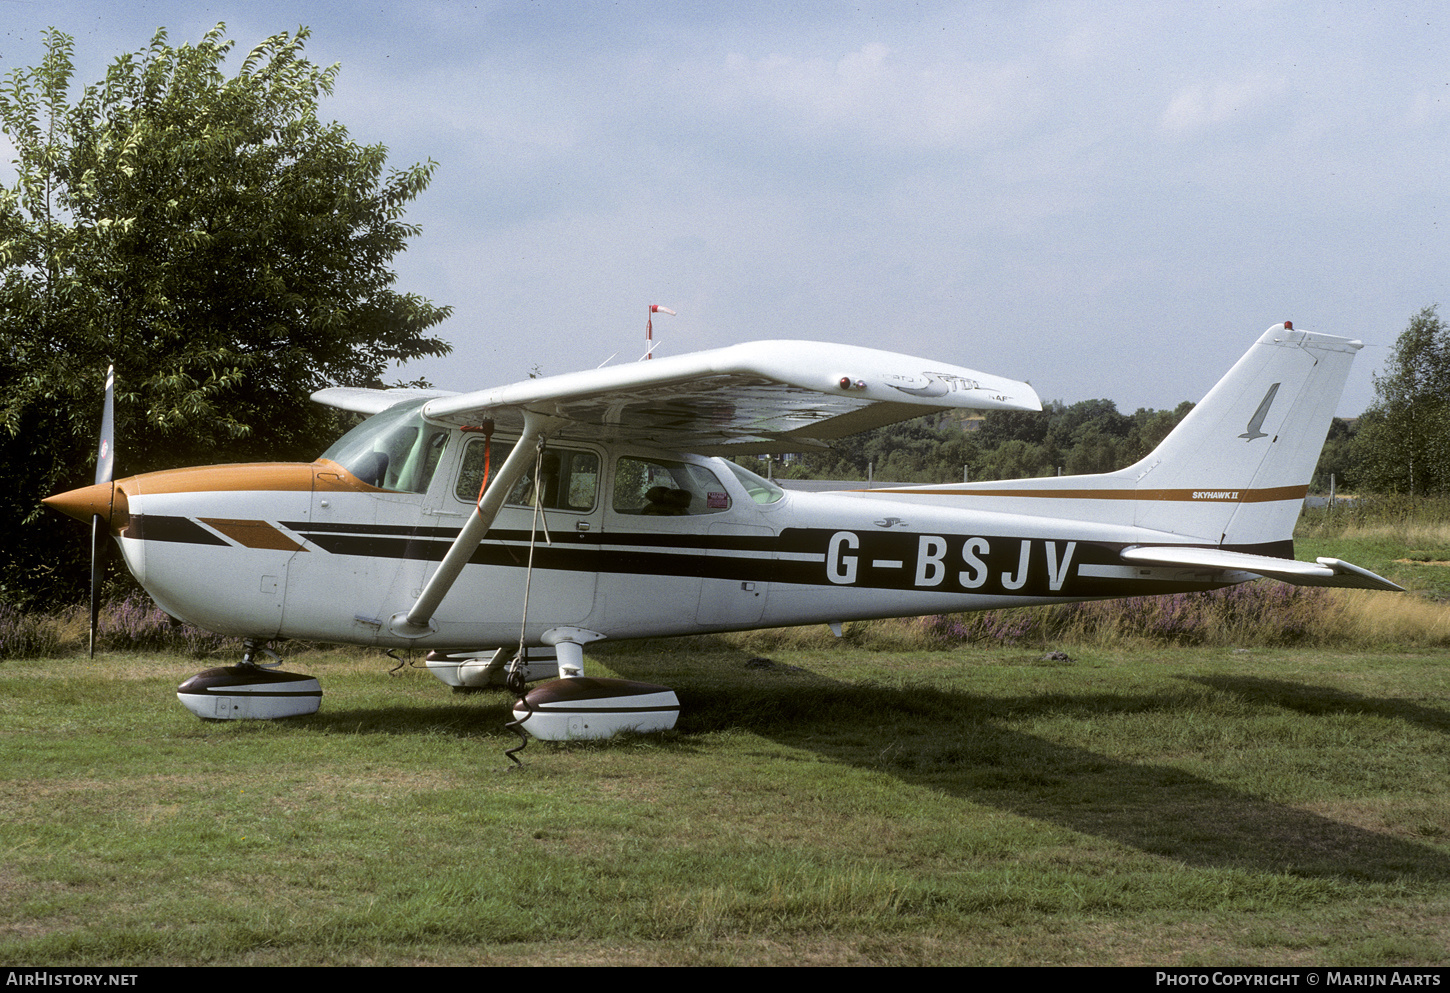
xmin=199 ymin=518 xmax=308 ymax=552
xmin=860 ymin=484 xmax=1309 ymax=503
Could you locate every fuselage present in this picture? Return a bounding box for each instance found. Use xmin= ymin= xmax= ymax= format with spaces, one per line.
xmin=50 ymin=422 xmax=1241 ymax=651
xmin=43 ymin=324 xmax=1392 ymax=660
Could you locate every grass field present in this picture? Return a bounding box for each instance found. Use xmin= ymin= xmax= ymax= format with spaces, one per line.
xmin=3 ymin=636 xmax=1449 ymax=966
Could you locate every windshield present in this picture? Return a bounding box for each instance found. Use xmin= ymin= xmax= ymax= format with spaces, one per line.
xmin=723 ymin=460 xmax=785 ymax=504
xmin=319 ymin=400 xmax=449 ymax=494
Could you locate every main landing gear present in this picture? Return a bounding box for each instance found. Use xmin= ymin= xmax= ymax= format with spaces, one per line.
xmin=173 ymin=631 xmax=679 ymax=743
xmin=433 ymin=629 xmax=680 ymax=742
xmin=175 ymin=639 xmax=322 ymax=721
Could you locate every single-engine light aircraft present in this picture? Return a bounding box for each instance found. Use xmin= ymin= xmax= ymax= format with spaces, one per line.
xmin=44 ymin=323 xmax=1401 ymax=740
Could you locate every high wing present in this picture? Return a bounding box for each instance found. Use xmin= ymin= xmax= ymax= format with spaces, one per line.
xmin=313 ymin=386 xmax=458 ymax=416
xmin=345 ymin=340 xmax=1040 ymax=455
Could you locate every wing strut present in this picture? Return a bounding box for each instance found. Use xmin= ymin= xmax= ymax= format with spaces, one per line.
xmin=388 ymin=413 xmax=550 ymax=638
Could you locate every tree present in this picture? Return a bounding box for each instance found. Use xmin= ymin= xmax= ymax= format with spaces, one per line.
xmin=1353 ymin=306 xmax=1450 ymax=495
xmin=0 ymin=25 xmax=452 ymax=604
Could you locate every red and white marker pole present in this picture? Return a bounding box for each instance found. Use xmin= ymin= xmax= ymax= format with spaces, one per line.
xmin=646 ymin=304 xmax=675 ymax=359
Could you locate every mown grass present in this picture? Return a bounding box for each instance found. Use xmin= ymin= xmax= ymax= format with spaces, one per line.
xmin=2 ymin=640 xmax=1448 ymax=966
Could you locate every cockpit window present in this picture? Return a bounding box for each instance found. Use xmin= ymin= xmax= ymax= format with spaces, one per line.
xmin=319 ymin=400 xmax=449 ymax=494
xmin=454 ymin=439 xmax=599 ymax=512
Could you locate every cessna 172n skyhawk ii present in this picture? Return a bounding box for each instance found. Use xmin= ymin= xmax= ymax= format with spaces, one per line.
xmin=44 ymin=322 xmax=1401 ymax=740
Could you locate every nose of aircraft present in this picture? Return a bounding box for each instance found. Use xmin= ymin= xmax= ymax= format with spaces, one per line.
xmin=43 ymin=481 xmax=125 ymax=528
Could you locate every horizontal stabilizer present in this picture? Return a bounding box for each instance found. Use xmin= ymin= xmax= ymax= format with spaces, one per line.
xmin=1121 ymin=546 xmax=1404 ymax=592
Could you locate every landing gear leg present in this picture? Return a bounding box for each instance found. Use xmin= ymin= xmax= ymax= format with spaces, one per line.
xmin=240 ymin=638 xmax=283 ymax=669
xmin=542 ymin=626 xmax=605 ymax=677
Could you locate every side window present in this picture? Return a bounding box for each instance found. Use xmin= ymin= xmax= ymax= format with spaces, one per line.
xmin=724 ymin=460 xmax=785 ymax=504
xmin=456 ymin=439 xmax=515 ymax=503
xmin=612 ymin=457 xmax=731 ymax=516
xmin=515 ymin=449 xmax=599 ymax=511
xmin=454 ymin=439 xmax=598 ymax=512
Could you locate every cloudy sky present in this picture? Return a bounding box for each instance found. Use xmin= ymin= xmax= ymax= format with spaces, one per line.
xmin=2 ymin=1 xmax=1446 ymax=417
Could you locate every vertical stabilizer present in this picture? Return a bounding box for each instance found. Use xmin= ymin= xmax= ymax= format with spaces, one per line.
xmin=1128 ymin=323 xmax=1360 ymax=550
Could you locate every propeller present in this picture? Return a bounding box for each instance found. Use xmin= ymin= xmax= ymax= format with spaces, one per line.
xmin=89 ymin=365 xmax=115 ymax=658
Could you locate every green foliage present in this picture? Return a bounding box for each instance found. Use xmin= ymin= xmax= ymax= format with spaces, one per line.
xmin=1354 ymin=305 xmax=1450 ymax=495
xmin=1310 ymin=416 xmax=1358 ymax=493
xmin=0 ymin=25 xmax=452 ymax=604
xmin=743 ymin=398 xmax=1194 ymax=484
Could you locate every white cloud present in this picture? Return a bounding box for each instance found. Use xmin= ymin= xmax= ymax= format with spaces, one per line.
xmin=1405 ymin=85 xmax=1450 ymax=127
xmin=1159 ymin=73 xmax=1287 ymax=133
xmin=712 ymin=43 xmax=1037 ymax=148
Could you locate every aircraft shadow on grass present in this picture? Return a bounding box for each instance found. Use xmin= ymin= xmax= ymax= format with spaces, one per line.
xmin=604 ymin=656 xmax=1450 ymax=886
xmin=235 ymin=654 xmax=1450 ymax=884
xmin=1185 ymin=674 xmax=1450 ymax=735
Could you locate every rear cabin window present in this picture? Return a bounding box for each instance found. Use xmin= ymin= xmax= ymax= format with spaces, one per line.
xmin=612 ymin=457 xmax=731 ymax=516
xmin=455 ymin=439 xmax=599 ymax=512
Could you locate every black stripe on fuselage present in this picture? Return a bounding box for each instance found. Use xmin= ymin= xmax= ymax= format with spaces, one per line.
xmin=124 ymin=514 xmax=228 ymax=546
xmin=126 ymin=513 xmax=1289 ymax=597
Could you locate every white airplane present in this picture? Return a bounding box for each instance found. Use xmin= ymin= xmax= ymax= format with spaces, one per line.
xmin=44 ymin=322 xmax=1401 ymax=741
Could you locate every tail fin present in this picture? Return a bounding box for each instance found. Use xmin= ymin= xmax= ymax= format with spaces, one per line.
xmin=864 ymin=322 xmax=1358 ymax=554
xmin=859 ymin=323 xmax=1397 ymax=589
xmin=1126 ymin=322 xmax=1360 ymax=551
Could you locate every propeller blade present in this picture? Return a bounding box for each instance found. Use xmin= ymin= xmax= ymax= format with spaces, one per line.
xmin=95 ymin=365 xmax=114 ymax=486
xmin=90 ymin=365 xmax=114 ymax=659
